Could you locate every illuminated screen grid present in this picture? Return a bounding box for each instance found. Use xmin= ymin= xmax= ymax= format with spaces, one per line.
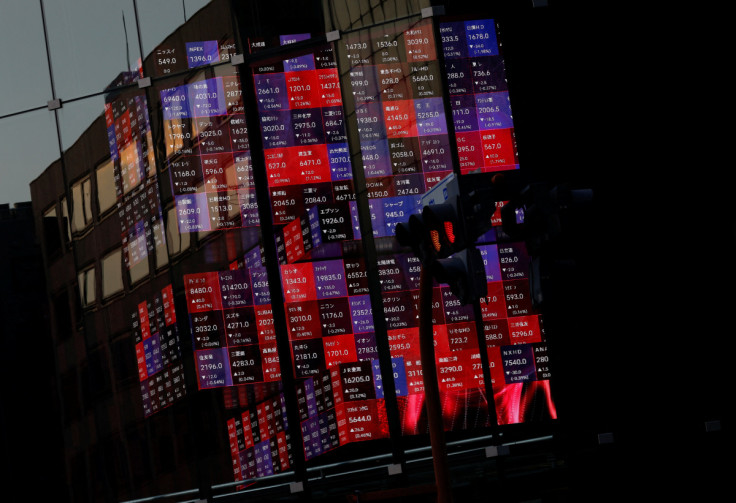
xmin=439 ymin=19 xmax=519 ymax=174
xmin=173 ymin=19 xmax=554 ymax=482
xmin=253 ymin=33 xmax=390 ymax=462
xmin=438 ymin=19 xmax=554 ymax=425
xmin=104 ymin=72 xmax=167 ymax=270
xmin=341 ymin=18 xmax=497 ymax=434
xmin=132 ymin=284 xmax=186 ymax=417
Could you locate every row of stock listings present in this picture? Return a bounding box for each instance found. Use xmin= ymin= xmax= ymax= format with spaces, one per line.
xmin=105 ymin=17 xmax=556 ymax=484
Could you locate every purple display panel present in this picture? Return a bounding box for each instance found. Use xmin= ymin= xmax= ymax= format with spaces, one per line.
xmin=175 ymin=192 xmax=210 ymax=232
xmin=189 ymin=78 xmax=227 ymax=117
xmin=186 ymin=40 xmax=221 ymax=68
xmin=414 ymin=98 xmax=448 ymax=136
xmin=254 ymin=73 xmax=289 ymax=111
xmin=500 ymin=344 xmax=536 ymax=384
xmin=349 ymin=295 xmax=375 ymax=334
xmin=328 ymin=144 xmax=352 ymax=180
xmin=219 ymin=269 xmax=254 ymax=308
xmin=441 ymin=18 xmax=519 ymax=174
xmin=196 ymin=348 xmax=233 ymax=388
xmin=161 ymin=85 xmax=191 ymax=120
xmin=280 ymin=33 xmax=315 ymax=71
xmin=313 ymin=259 xmax=349 ymax=298
xmin=464 ymin=20 xmax=499 ymax=58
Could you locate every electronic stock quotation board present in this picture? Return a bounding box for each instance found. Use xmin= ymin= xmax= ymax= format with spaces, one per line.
xmin=139 ymin=17 xmax=557 ymax=482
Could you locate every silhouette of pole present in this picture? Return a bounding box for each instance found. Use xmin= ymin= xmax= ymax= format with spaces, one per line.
xmin=418 ymin=266 xmax=453 ymax=503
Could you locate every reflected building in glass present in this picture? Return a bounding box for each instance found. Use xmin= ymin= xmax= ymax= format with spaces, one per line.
xmin=23 ymin=1 xmax=560 ymax=501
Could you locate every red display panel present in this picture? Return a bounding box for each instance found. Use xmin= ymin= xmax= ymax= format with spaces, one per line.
xmin=251 ymin=36 xmax=352 ymax=230
xmin=184 ymin=267 xmax=279 ymax=389
xmin=131 ymin=284 xmax=186 ymax=417
xmin=104 ymin=75 xmax=167 ymax=269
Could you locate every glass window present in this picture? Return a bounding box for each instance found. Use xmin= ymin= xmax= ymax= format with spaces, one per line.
xmin=95 ymin=159 xmax=117 ymax=215
xmin=42 ymin=0 xmax=141 ymax=100
xmin=101 ymin=249 xmax=123 ymax=298
xmin=71 ymin=177 xmax=94 ymax=232
xmin=61 ymin=197 xmax=72 ymax=243
xmin=83 ymin=178 xmax=93 ymax=223
xmin=154 ymin=223 xmax=169 ymax=268
xmin=128 ymin=254 xmax=149 ymax=284
xmin=77 ymin=266 xmax=96 ymax=307
xmin=0 ymin=109 xmax=60 ymax=206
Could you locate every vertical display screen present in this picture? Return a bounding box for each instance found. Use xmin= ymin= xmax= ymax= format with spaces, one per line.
xmin=340 ymin=18 xmax=455 ymax=240
xmin=104 ymin=73 xmax=167 ymax=269
xmin=248 ymin=33 xmax=391 ymax=460
xmin=132 ymin=283 xmax=186 ymax=417
xmin=250 ymin=35 xmax=352 ymax=230
xmin=340 ymin=18 xmax=496 ymax=434
xmin=439 ymin=19 xmax=519 ymax=174
xmin=185 ymin=17 xmax=557 ymax=485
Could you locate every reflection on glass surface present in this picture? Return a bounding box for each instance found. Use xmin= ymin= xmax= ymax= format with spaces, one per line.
xmin=95 ymin=158 xmax=117 ymax=214
xmin=78 ymin=266 xmax=96 ymax=306
xmin=56 ymin=94 xmax=107 ymax=151
xmin=42 ymin=0 xmax=141 ymax=100
xmin=154 ymin=224 xmax=169 ymax=268
xmin=0 ymin=109 xmax=59 ymax=205
xmin=0 ymin=1 xmax=52 ymax=116
xmin=102 ymin=248 xmax=123 ymax=298
xmin=71 ymin=176 xmax=93 ymax=232
xmin=165 ymin=206 xmax=190 ymax=256
xmin=128 ymin=253 xmax=149 ymax=284
xmin=61 ymin=196 xmax=71 ymax=243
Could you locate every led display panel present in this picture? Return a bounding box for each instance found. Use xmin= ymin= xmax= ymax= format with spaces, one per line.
xmin=250 ymin=34 xmax=353 ymax=229
xmin=339 ymin=18 xmax=495 ymax=434
xmin=131 ymin=284 xmax=186 ymax=417
xmin=341 ymin=18 xmax=455 ymax=239
xmin=226 ymin=391 xmax=294 ymax=483
xmin=247 ymin=33 xmax=391 ymax=459
xmin=159 ymin=60 xmax=255 ymax=234
xmin=104 ymin=71 xmax=167 ymax=269
xmin=174 ymin=17 xmax=557 ymax=488
xmin=184 ymin=260 xmax=280 ymax=390
xmin=439 ymin=19 xmax=555 ymax=424
xmin=439 ymin=19 xmax=519 ymax=174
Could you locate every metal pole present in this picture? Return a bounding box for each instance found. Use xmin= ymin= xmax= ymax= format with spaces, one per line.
xmin=418 ymin=266 xmax=453 ymax=503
